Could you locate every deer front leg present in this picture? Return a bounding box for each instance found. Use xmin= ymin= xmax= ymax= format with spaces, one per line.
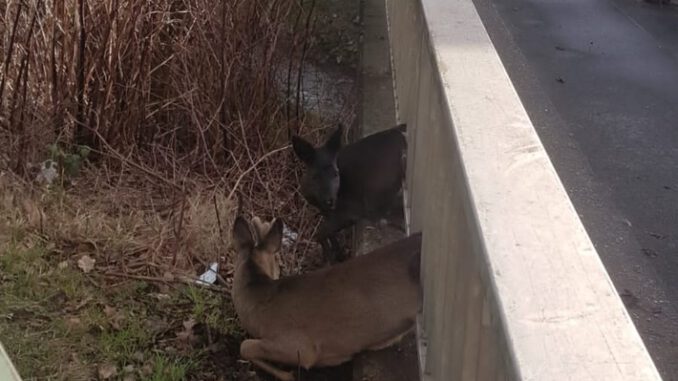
xmin=315 ymin=214 xmax=355 ymax=263
xmin=240 ymin=338 xmax=320 ymax=381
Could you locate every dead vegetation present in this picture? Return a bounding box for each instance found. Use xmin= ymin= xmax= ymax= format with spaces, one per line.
xmin=0 ymin=0 xmax=359 ymax=379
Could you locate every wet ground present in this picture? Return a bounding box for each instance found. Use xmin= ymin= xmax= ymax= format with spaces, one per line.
xmin=474 ymin=0 xmax=678 ymax=378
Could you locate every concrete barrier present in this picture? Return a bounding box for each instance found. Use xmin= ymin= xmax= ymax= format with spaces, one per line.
xmin=0 ymin=342 xmax=21 ymax=381
xmin=385 ymin=0 xmax=662 ymax=380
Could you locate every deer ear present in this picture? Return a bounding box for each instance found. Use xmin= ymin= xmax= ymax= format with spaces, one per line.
xmin=324 ymin=125 xmax=343 ymax=154
xmin=251 ymin=216 xmax=267 ymax=242
xmin=292 ymin=136 xmax=316 ymax=165
xmin=262 ymin=219 xmax=283 ymax=254
xmin=232 ymin=217 xmax=254 ymax=254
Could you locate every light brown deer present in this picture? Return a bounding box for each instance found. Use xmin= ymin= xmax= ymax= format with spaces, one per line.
xmin=231 ymin=216 xmax=422 ymax=381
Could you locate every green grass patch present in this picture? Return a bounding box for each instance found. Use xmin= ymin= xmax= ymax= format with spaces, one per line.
xmin=148 ymin=354 xmax=196 ymax=381
xmin=0 ymin=236 xmax=245 ymax=380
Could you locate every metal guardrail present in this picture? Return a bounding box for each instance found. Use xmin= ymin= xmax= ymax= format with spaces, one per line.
xmin=386 ymin=0 xmax=663 ymax=380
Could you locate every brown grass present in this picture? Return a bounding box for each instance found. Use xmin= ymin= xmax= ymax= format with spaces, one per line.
xmin=0 ymin=0 xmax=350 ymax=276
xmin=0 ymin=0 xmax=359 ymax=378
xmin=0 ymin=0 xmax=308 ymax=169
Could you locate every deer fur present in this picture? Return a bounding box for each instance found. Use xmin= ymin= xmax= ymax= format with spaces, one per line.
xmin=231 ymin=216 xmax=422 ymax=381
xmin=292 ymin=124 xmax=407 ymax=262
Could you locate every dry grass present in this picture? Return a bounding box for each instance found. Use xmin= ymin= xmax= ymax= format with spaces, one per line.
xmin=0 ymin=0 xmax=359 ymax=378
xmin=0 ymin=0 xmax=352 ymax=278
xmin=0 ymin=141 xmax=339 ymax=380
xmin=0 ymin=162 xmax=328 ymax=291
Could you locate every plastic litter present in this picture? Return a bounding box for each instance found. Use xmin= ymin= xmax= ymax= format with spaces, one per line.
xmin=35 ymin=160 xmax=59 ymax=185
xmin=196 ymin=262 xmax=218 ymax=285
xmin=282 ymin=224 xmax=298 ymax=247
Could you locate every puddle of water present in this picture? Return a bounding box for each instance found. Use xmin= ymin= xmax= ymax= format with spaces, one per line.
xmin=276 ymin=59 xmax=357 ymax=127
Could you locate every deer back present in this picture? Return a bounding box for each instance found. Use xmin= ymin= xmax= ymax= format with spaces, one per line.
xmin=292 ymin=124 xmax=406 ymax=218
xmin=336 ymin=125 xmax=406 ymax=217
xmin=232 ymin=217 xmax=421 ymax=362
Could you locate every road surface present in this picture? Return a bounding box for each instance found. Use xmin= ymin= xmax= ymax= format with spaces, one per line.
xmin=474 ymin=0 xmax=678 ymax=379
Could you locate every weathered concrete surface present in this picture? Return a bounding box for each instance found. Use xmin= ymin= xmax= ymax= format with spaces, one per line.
xmin=473 ymin=1 xmax=678 ymax=378
xmin=387 ymin=0 xmax=662 ymax=380
xmin=0 ymin=343 xmax=21 ymax=381
xmin=358 ymin=0 xmax=396 ymax=137
xmin=351 ymin=0 xmax=419 ymax=380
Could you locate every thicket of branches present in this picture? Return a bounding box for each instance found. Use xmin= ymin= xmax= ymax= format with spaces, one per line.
xmin=0 ymin=0 xmax=322 ymax=176
xmin=0 ymin=0 xmax=348 ymax=277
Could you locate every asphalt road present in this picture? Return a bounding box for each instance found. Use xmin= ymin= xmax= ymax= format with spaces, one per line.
xmin=473 ymin=0 xmax=678 ymax=379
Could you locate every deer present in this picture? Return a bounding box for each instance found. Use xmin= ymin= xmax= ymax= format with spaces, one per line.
xmin=231 ymin=215 xmax=422 ymax=381
xmin=292 ymin=124 xmax=407 ymax=262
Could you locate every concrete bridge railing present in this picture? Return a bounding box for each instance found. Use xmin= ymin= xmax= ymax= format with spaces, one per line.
xmin=386 ymin=0 xmax=662 ymax=380
xmin=0 ymin=342 xmax=21 ymax=381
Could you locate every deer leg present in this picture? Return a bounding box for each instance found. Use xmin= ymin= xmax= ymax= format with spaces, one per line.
xmin=248 ymin=359 xmax=294 ymax=381
xmin=328 ymin=235 xmax=342 ymax=258
xmin=367 ymin=329 xmax=412 ymax=351
xmin=316 ymin=215 xmax=355 ymax=263
xmin=315 ymin=221 xmax=341 ymax=263
xmin=240 ymin=338 xmax=320 ymax=381
xmin=317 ymin=234 xmax=338 ymax=263
xmin=367 ymin=320 xmax=415 ymax=351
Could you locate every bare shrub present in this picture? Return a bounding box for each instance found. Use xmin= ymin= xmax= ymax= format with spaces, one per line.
xmin=0 ymin=0 xmax=312 ymax=172
xmin=0 ymin=0 xmax=344 ymax=277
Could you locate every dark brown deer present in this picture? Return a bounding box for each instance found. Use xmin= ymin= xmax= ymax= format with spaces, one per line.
xmin=231 ymin=216 xmax=422 ymax=381
xmin=292 ymin=124 xmax=406 ymax=262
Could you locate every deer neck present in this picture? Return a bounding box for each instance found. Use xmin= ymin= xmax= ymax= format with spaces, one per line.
xmin=232 ymin=257 xmax=277 ymax=336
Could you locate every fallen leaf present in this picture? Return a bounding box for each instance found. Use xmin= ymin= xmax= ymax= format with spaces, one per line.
xmin=103 ymin=305 xmax=116 ymax=317
xmin=183 ymin=318 xmax=197 ymax=331
xmin=77 ymin=255 xmax=95 ymax=273
xmin=145 ymin=317 xmax=169 ymax=335
xmin=164 ymin=345 xmax=177 ymax=354
xmin=103 ymin=305 xmax=124 ymax=330
xmin=149 ymin=293 xmax=171 ymax=301
xmin=21 ymin=198 xmax=43 ymax=228
xmin=58 ymin=261 xmax=69 ymax=270
xmin=132 ymin=351 xmax=145 ymax=363
xmin=65 ymin=316 xmax=82 ymax=330
xmin=98 ymin=363 xmax=117 ymax=379
xmin=140 ymin=364 xmax=153 ymax=376
xmin=175 ymin=318 xmax=198 ymax=350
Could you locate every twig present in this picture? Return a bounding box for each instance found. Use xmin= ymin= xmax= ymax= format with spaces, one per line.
xmin=295 ymin=0 xmax=317 ymax=122
xmin=88 ymin=128 xmax=183 ymax=190
xmin=286 ymin=0 xmax=303 ymax=131
xmin=75 ymin=0 xmax=90 ymax=147
xmin=172 ymin=192 xmax=187 ymax=266
xmin=226 ymin=145 xmax=290 ymax=201
xmin=219 ymin=0 xmax=230 ymax=160
xmin=101 ymin=272 xmax=230 ymax=294
xmin=0 ymin=2 xmax=23 ymax=111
